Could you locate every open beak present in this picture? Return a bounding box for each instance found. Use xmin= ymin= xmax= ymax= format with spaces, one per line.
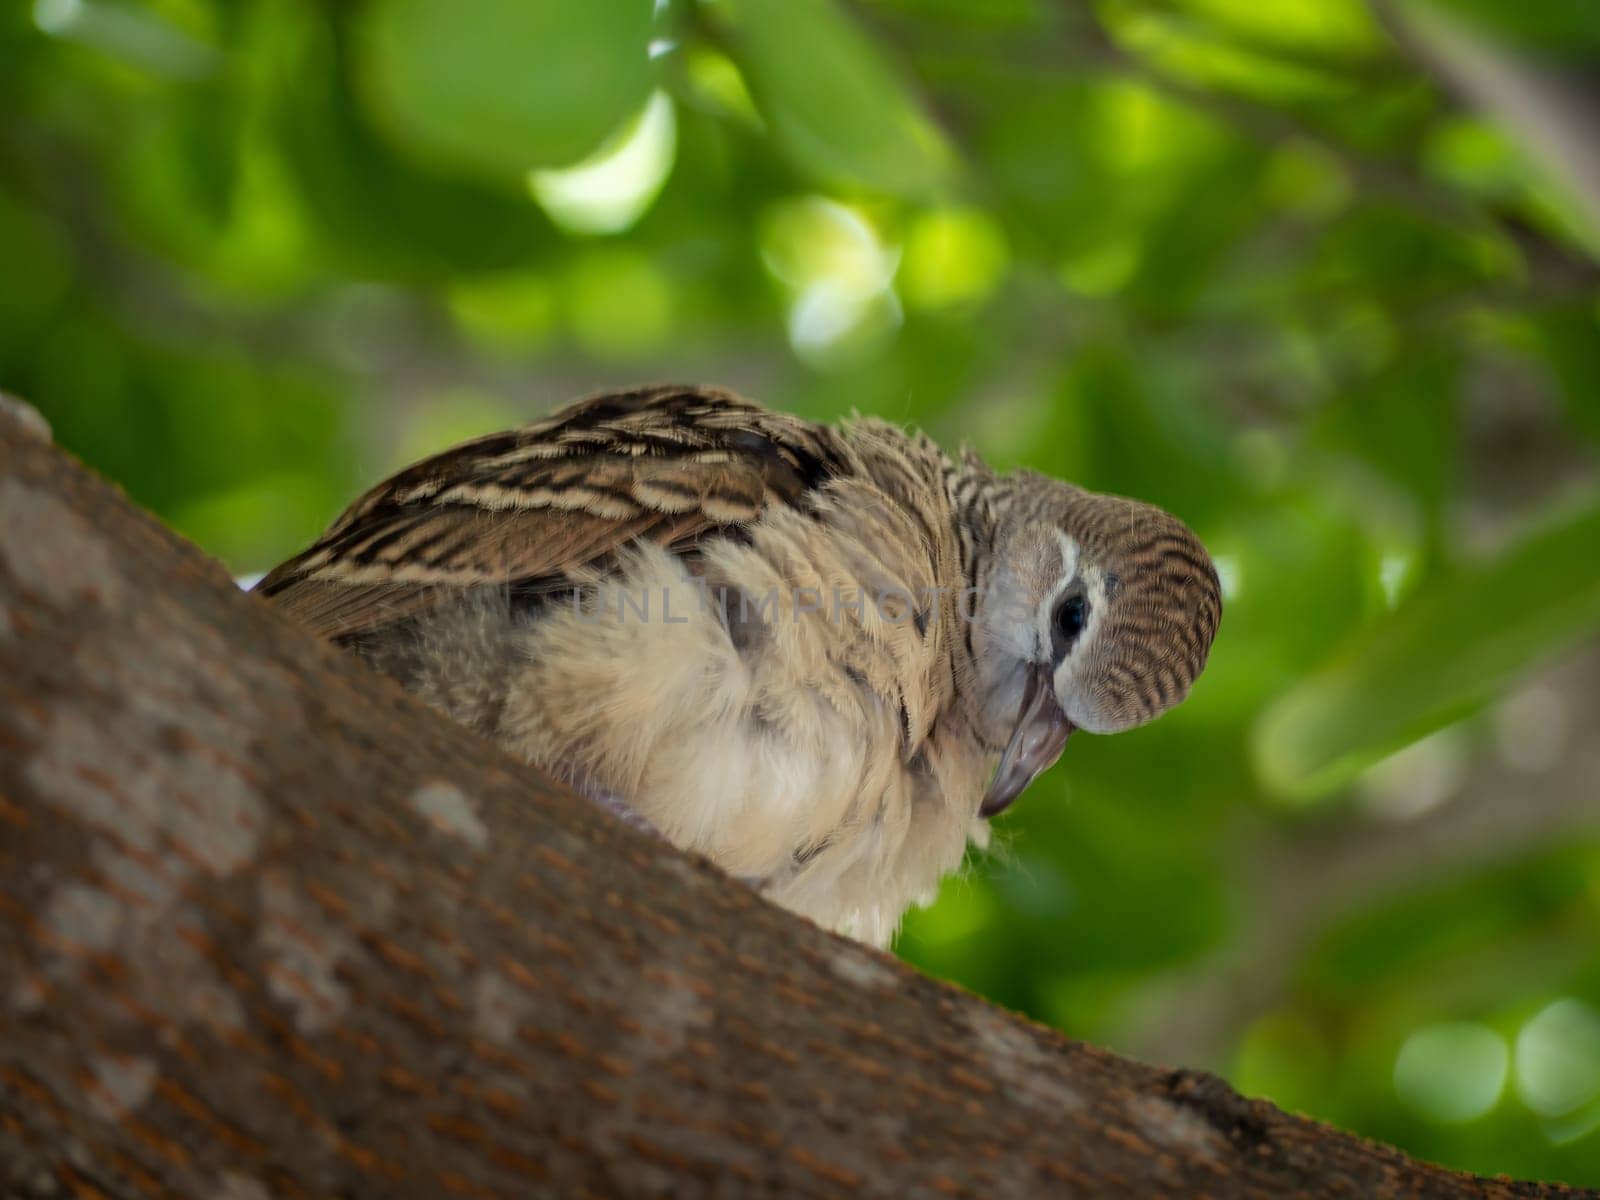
xmin=980 ymin=665 xmax=1074 ymax=818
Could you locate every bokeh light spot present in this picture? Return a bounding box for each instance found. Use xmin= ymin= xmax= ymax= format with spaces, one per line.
xmin=760 ymin=197 xmax=901 ymax=366
xmin=1393 ymin=1022 xmax=1507 ymax=1124
xmin=900 ymin=207 xmax=1009 ymax=310
xmin=1494 ymin=684 xmax=1569 ymax=774
xmin=1516 ymin=999 xmax=1600 ymax=1117
xmin=1359 ymin=727 xmax=1468 ymax=822
xmin=530 ymin=91 xmax=677 ymax=236
xmin=33 ymin=0 xmax=81 ymax=35
xmin=1212 ymin=554 xmax=1242 ymax=602
xmin=1378 ymin=551 xmax=1413 ymax=608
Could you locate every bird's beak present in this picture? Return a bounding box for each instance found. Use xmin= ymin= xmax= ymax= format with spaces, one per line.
xmin=981 ymin=666 xmax=1074 ymax=818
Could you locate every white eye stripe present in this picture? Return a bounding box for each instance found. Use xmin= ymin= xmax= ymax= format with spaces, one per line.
xmin=1054 ymin=530 xmax=1080 ymax=583
xmin=1035 ymin=531 xmax=1081 ymax=656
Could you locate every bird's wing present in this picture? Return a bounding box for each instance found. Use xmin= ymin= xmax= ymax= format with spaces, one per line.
xmin=254 ymin=385 xmax=850 ymax=642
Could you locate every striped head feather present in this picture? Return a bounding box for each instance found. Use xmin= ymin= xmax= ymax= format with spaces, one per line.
xmin=960 ymin=469 xmax=1222 ymax=816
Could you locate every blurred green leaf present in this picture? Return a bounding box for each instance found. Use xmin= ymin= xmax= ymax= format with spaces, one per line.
xmin=1122 ymin=141 xmax=1265 ymax=316
xmin=1311 ymin=347 xmax=1459 ymax=550
xmin=1043 ymin=345 xmax=1241 ymax=526
xmin=1305 ymin=847 xmax=1593 ymax=997
xmin=1255 ymin=503 xmax=1600 ymax=794
xmin=32 ymin=0 xmax=222 ymax=79
xmin=113 ymin=81 xmax=242 ymax=258
xmin=0 ymin=190 xmax=74 ymax=353
xmin=715 ymin=0 xmax=954 ymax=196
xmin=277 ymin=12 xmax=553 ymax=275
xmin=1529 ymin=303 xmax=1600 ymax=444
xmin=1192 ymin=499 xmax=1379 ymax=727
xmin=1310 ymin=203 xmax=1516 ymax=298
xmin=357 ymin=0 xmax=655 ymax=176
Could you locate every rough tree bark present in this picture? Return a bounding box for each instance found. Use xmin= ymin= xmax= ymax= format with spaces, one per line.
xmin=0 ymin=400 xmax=1589 ymax=1199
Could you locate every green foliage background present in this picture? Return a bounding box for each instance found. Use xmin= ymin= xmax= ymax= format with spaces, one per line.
xmin=4 ymin=0 xmax=1599 ymax=1182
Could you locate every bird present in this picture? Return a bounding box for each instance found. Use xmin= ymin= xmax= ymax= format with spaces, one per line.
xmin=256 ymin=385 xmax=1221 ymax=946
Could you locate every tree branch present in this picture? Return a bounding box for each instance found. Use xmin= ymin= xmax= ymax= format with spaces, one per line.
xmin=0 ymin=400 xmax=1584 ymax=1197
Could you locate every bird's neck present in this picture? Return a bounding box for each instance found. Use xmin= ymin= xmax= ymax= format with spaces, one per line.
xmin=846 ymin=424 xmax=1022 ymax=750
xmin=942 ymin=454 xmax=1013 ymax=595
xmin=940 ymin=455 xmax=1029 ymax=751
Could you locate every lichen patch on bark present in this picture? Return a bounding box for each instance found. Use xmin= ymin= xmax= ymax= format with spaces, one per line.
xmin=41 ymin=882 xmax=123 ymax=953
xmin=0 ymin=392 xmax=51 ymax=441
xmin=259 ymin=868 xmax=355 ymax=1034
xmin=24 ymin=680 xmax=265 ymax=884
xmin=86 ymin=1054 xmax=158 ymax=1122
xmin=409 ymin=780 xmax=489 ymax=851
xmin=0 ymin=479 xmax=121 ymax=610
xmin=830 ymin=949 xmax=897 ymax=991
xmin=214 ymin=1172 xmax=275 ymax=1200
xmin=1127 ymin=1093 xmax=1229 ymax=1161
xmin=964 ymin=1005 xmax=1084 ymax=1113
xmin=472 ymin=968 xmax=530 ymax=1045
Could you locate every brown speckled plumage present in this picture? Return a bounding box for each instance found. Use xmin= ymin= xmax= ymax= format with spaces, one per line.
xmin=258 ymin=385 xmax=1220 ymax=944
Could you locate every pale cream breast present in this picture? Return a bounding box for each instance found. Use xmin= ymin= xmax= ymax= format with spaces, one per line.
xmin=495 ymin=476 xmax=989 ymax=946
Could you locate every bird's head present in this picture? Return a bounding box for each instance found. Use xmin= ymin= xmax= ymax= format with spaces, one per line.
xmin=971 ymin=478 xmax=1222 ymax=817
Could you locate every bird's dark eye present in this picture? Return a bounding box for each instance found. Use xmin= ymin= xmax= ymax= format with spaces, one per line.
xmin=1054 ymin=593 xmax=1087 ymax=650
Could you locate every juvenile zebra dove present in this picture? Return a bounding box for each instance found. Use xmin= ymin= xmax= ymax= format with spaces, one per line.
xmin=258 ymin=386 xmax=1221 ymax=945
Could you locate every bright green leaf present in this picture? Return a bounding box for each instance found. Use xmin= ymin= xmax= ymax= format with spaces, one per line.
xmin=358 ymin=0 xmax=655 ymax=176
xmin=715 ymin=0 xmax=953 ymax=197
